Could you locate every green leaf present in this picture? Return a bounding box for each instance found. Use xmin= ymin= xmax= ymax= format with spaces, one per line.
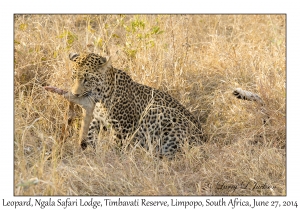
xmin=58 ymin=30 xmax=78 ymax=47
xmin=95 ymin=38 xmax=103 ymax=48
xmin=19 ymin=23 xmax=27 ymax=31
xmin=151 ymin=26 xmax=164 ymax=35
xmin=53 ymin=51 xmax=59 ymax=59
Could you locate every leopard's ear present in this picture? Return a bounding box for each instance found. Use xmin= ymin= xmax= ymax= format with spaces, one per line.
xmin=69 ymin=53 xmax=80 ymax=61
xmin=100 ymin=56 xmax=112 ymax=68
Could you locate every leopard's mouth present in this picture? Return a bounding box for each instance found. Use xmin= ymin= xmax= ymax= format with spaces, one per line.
xmin=72 ymin=90 xmax=92 ymax=97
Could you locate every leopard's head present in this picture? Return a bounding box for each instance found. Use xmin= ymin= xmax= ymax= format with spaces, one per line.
xmin=69 ymin=52 xmax=111 ymax=97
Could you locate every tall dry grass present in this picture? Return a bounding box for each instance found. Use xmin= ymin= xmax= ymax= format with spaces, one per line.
xmin=14 ymin=14 xmax=286 ymax=195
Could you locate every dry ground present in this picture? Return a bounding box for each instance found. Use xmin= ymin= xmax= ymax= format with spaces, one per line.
xmin=14 ymin=14 xmax=286 ymax=195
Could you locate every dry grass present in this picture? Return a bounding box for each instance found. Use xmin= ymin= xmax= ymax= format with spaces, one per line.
xmin=14 ymin=14 xmax=286 ymax=196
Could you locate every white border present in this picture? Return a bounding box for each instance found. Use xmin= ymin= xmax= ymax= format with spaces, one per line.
xmin=2 ymin=0 xmax=299 ymax=208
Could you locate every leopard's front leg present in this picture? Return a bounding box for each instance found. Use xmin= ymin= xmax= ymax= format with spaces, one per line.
xmin=45 ymin=86 xmax=95 ymax=149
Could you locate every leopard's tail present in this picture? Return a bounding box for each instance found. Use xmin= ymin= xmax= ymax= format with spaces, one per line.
xmin=233 ymin=88 xmax=264 ymax=106
xmin=233 ymin=88 xmax=269 ymax=124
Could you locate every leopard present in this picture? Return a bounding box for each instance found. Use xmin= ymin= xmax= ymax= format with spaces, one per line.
xmin=46 ymin=52 xmax=205 ymax=158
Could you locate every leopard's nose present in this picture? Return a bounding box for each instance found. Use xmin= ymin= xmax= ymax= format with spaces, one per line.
xmin=72 ymin=93 xmax=80 ymax=97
